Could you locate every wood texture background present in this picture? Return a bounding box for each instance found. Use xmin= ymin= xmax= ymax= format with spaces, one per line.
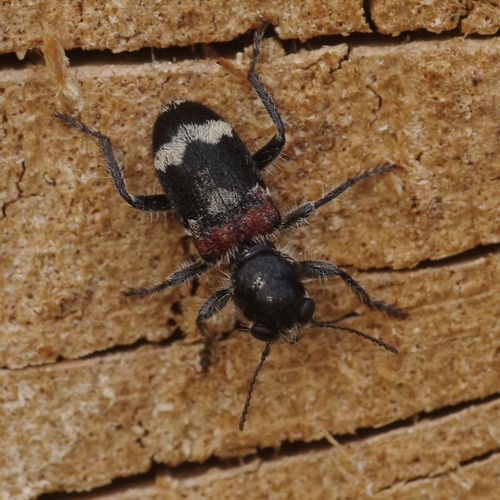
xmin=1 ymin=1 xmax=499 ymax=499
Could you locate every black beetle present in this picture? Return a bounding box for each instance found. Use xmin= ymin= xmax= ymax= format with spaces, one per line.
xmin=56 ymin=24 xmax=405 ymax=430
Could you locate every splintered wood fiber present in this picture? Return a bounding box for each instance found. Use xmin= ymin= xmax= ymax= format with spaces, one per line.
xmin=0 ymin=1 xmax=499 ymax=499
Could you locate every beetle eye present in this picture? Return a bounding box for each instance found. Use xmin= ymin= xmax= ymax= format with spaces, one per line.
xmin=299 ymin=298 xmax=315 ymax=324
xmin=250 ymin=324 xmax=277 ymax=342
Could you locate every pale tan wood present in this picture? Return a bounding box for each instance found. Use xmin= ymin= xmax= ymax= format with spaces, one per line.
xmin=0 ymin=253 xmax=498 ymax=496
xmin=1 ymin=38 xmax=499 ymax=369
xmin=461 ymin=1 xmax=500 ymax=35
xmin=77 ymin=453 xmax=500 ymax=499
xmin=91 ymin=399 xmax=500 ymax=499
xmin=370 ymin=0 xmax=468 ymax=34
xmin=0 ymin=0 xmax=370 ymax=56
xmin=1 ymin=1 xmax=498 ymax=56
xmin=0 ymin=9 xmax=499 ymax=500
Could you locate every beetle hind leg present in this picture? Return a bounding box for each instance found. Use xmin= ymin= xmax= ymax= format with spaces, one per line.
xmin=196 ymin=289 xmax=231 ymax=371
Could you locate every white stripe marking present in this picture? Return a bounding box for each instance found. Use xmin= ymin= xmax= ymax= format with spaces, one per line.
xmin=154 ymin=120 xmax=233 ymax=171
xmin=206 ymin=187 xmax=242 ymax=215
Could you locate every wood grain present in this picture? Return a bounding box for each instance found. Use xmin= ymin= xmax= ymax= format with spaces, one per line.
xmin=1 ymin=3 xmax=499 ymax=499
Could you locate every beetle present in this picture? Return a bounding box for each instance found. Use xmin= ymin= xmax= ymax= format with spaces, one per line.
xmin=56 ymin=24 xmax=405 ymax=430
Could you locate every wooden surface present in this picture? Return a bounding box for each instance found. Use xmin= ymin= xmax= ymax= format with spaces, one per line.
xmin=1 ymin=2 xmax=499 ymax=499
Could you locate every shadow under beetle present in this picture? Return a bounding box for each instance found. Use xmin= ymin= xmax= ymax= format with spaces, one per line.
xmin=56 ymin=24 xmax=406 ymax=430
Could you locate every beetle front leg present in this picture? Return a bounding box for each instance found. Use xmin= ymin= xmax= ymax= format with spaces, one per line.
xmin=248 ymin=24 xmax=286 ymax=170
xmin=56 ymin=113 xmax=172 ymax=212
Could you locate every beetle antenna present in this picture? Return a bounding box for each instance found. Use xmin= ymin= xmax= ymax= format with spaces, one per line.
xmin=239 ymin=342 xmax=271 ymax=431
xmin=311 ymin=320 xmax=398 ymax=354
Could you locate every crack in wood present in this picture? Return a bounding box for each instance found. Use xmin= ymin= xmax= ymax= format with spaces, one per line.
xmin=38 ymin=394 xmax=500 ymax=499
